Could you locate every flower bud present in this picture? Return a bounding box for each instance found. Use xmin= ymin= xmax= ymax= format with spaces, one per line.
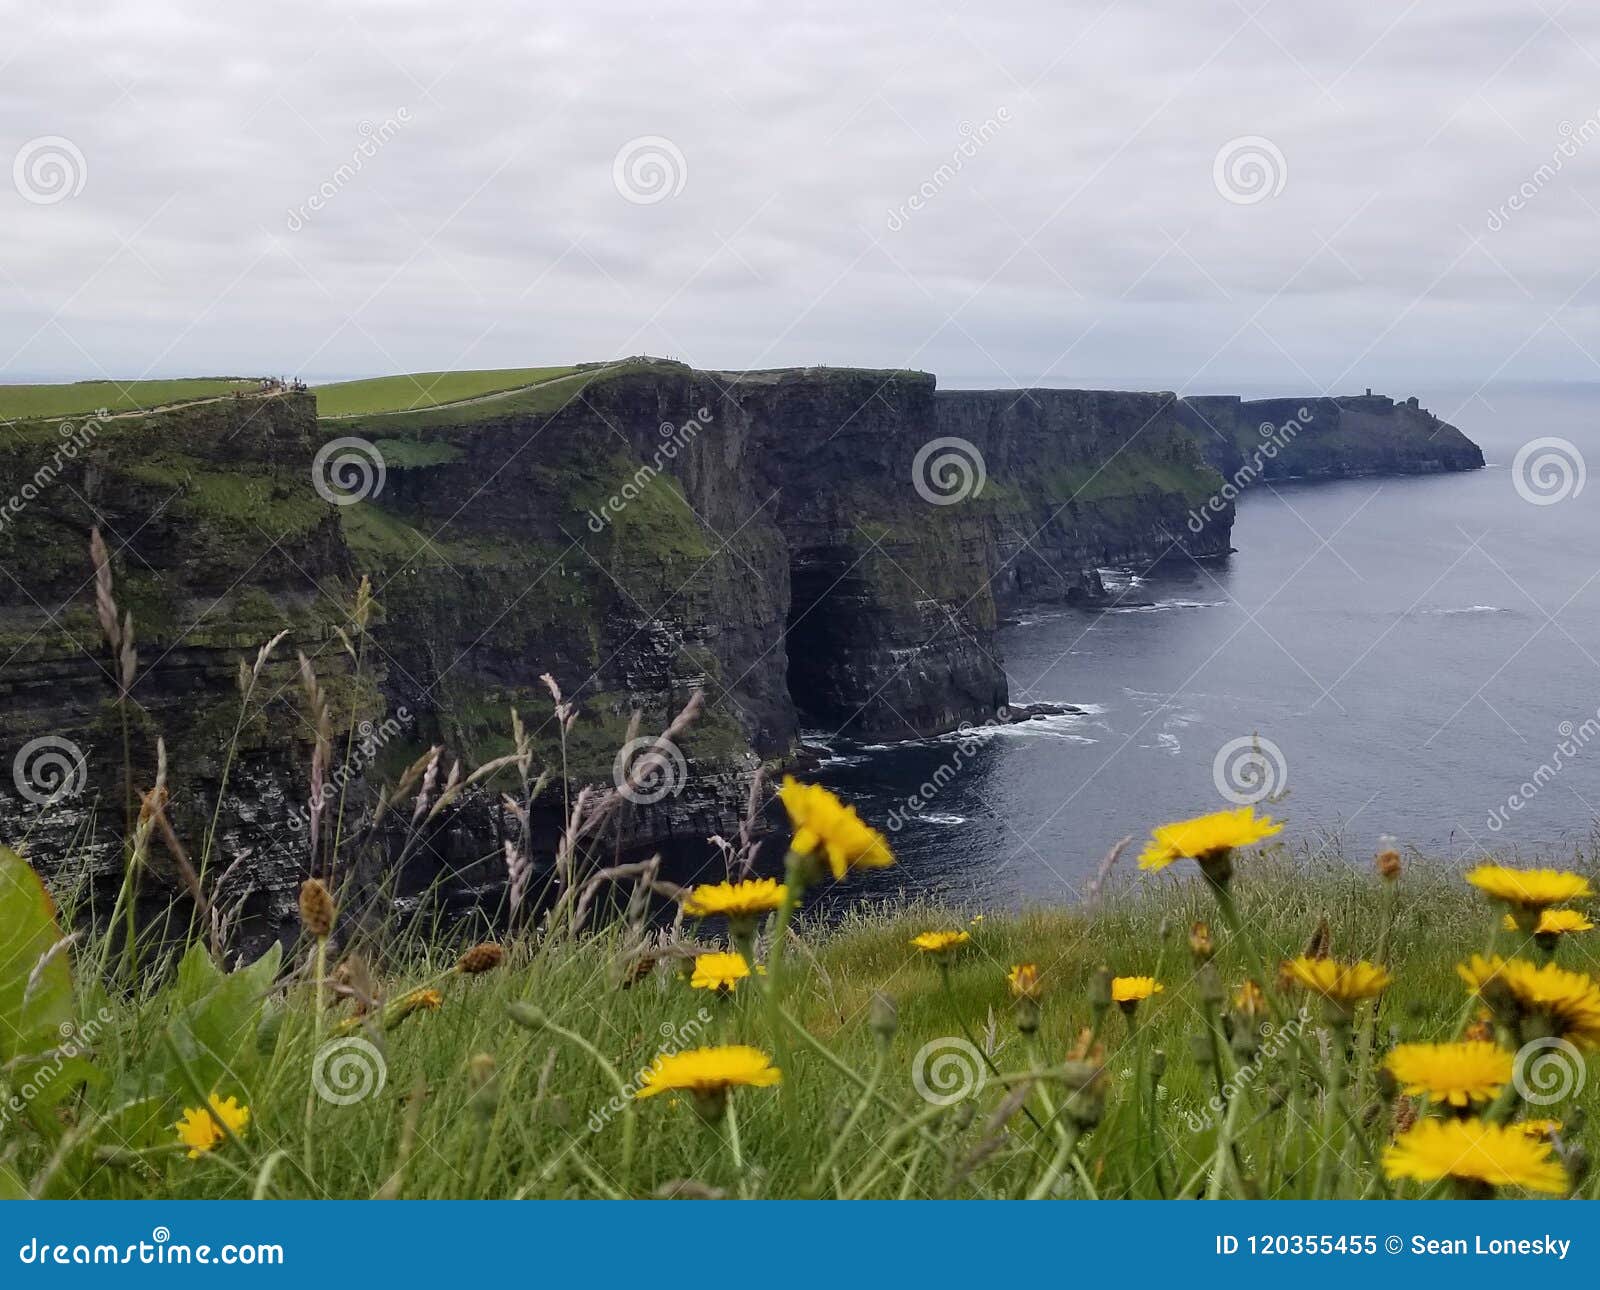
xmin=1376 ymin=835 xmax=1401 ymax=880
xmin=1089 ymin=965 xmax=1113 ymax=1017
xmin=1188 ymin=920 xmax=1214 ymax=962
xmin=298 ymin=878 xmax=335 ymax=939
xmin=456 ymin=942 xmax=505 ymax=975
xmin=870 ymin=992 xmax=898 ymax=1048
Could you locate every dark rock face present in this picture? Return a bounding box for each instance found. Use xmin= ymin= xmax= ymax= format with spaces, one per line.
xmin=1179 ymin=393 xmax=1485 ymax=486
xmin=0 ymin=364 xmax=1482 ymax=938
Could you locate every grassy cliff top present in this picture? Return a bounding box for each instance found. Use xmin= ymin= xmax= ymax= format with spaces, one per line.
xmin=0 ymin=377 xmax=261 ymax=422
xmin=314 ymin=366 xmax=582 ymax=418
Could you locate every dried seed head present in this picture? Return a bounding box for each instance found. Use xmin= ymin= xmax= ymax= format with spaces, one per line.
xmin=298 ymin=878 xmax=336 ymax=938
xmin=456 ymin=942 xmax=505 ymax=975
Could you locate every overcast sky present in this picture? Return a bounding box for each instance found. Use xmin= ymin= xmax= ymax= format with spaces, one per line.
xmin=3 ymin=0 xmax=1598 ymax=393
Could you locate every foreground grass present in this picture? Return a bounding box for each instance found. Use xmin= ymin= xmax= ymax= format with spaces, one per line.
xmin=314 ymin=367 xmax=578 ymax=418
xmin=9 ymin=853 xmax=1597 ymax=1201
xmin=0 ymin=378 xmax=259 ymax=422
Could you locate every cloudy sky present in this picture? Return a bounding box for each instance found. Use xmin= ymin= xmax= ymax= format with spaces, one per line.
xmin=3 ymin=0 xmax=1598 ymax=392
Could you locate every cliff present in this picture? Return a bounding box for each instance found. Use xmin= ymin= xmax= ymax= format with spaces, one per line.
xmin=1178 ymin=392 xmax=1485 ymax=486
xmin=0 ymin=364 xmax=1480 ymax=938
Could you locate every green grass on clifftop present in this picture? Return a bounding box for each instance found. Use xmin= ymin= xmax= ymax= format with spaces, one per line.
xmin=0 ymin=378 xmax=259 ymax=422
xmin=315 ymin=367 xmax=580 ymax=418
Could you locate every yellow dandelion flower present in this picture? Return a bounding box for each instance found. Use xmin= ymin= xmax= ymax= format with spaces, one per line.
xmin=1466 ymin=864 xmax=1592 ymax=910
xmin=910 ymin=930 xmax=971 ymax=955
xmin=1383 ymin=1117 xmax=1568 ymax=1195
xmin=634 ymin=1045 xmax=781 ymax=1099
xmin=778 ymin=777 xmax=894 ymax=880
xmin=1138 ymin=806 xmax=1282 ymax=873
xmin=1111 ymin=975 xmax=1163 ymax=1003
xmin=1281 ymin=956 xmax=1391 ymax=1002
xmin=681 ymin=877 xmax=787 ymax=920
xmin=1502 ymin=908 xmax=1594 ymax=935
xmin=1233 ymin=979 xmax=1267 ymax=1018
xmin=1007 ymin=962 xmax=1043 ymax=1000
xmin=1518 ymin=1119 xmax=1563 ymax=1140
xmin=689 ymin=951 xmax=755 ymax=993
xmin=1457 ymin=955 xmax=1600 ymax=1048
xmin=173 ymin=1093 xmax=251 ymax=1160
xmin=1383 ymin=1041 xmax=1513 ymax=1107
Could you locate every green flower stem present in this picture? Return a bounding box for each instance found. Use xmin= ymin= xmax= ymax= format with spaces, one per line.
xmin=1314 ymin=1019 xmax=1349 ymax=1199
xmin=1025 ymin=1120 xmax=1084 ymax=1199
xmin=808 ymin=1046 xmax=885 ymax=1197
xmin=938 ymin=961 xmax=1044 ymax=1133
xmin=506 ymin=1003 xmax=636 ymax=1195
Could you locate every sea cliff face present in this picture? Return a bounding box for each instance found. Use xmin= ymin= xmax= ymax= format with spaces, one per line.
xmin=0 ymin=363 xmax=1481 ymax=937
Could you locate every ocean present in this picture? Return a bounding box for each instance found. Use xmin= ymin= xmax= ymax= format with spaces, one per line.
xmin=808 ymin=381 xmax=1600 ymax=911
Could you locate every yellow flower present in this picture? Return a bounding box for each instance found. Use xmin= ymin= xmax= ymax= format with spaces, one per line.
xmin=1383 ymin=1117 xmax=1568 ymax=1194
xmin=1384 ymin=1041 xmax=1513 ymax=1107
xmin=778 ymin=777 xmax=894 ymax=880
xmin=690 ymin=951 xmax=756 ymax=993
xmin=1138 ymin=806 xmax=1282 ymax=872
xmin=1232 ymin=979 xmax=1267 ymax=1018
xmin=1111 ymin=975 xmax=1163 ymax=1003
xmin=1466 ymin=864 xmax=1592 ymax=910
xmin=1518 ymin=1119 xmax=1563 ymax=1140
xmin=174 ymin=1093 xmax=251 ymax=1160
xmin=1281 ymin=956 xmax=1391 ymax=1003
xmin=910 ymin=930 xmax=971 ymax=955
xmin=681 ymin=877 xmax=787 ymax=920
xmin=1457 ymin=955 xmax=1600 ymax=1048
xmin=634 ymin=1045 xmax=781 ymax=1099
xmin=1007 ymin=963 xmax=1043 ymax=1000
xmin=1502 ymin=908 xmax=1594 ymax=935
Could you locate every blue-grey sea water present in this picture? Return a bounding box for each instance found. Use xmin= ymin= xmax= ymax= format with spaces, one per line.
xmin=810 ymin=382 xmax=1600 ymax=910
